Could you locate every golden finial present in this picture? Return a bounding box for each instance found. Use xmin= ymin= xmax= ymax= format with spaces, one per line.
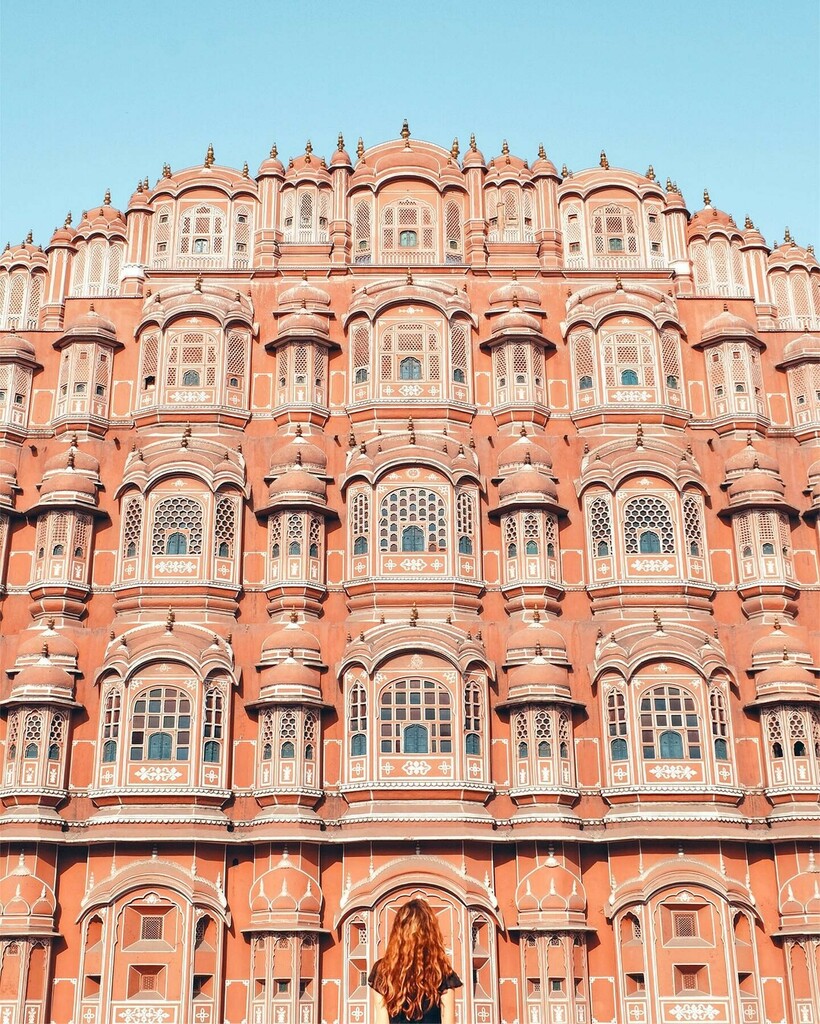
xmin=204 ymin=143 xmax=215 ymax=168
xmin=166 ymin=609 xmax=176 ymax=632
xmin=41 ymin=641 xmax=49 ymax=659
xmin=64 ymin=212 xmax=72 ymax=227
xmin=400 ymin=119 xmax=411 ymax=146
xmin=636 ymin=421 xmax=644 ymax=448
xmin=600 ymin=150 xmax=609 ymax=169
xmin=304 ymin=139 xmax=313 ymax=162
xmin=194 ymin=273 xmax=203 ymax=292
xmin=512 ymin=291 xmax=519 ymax=308
xmin=538 ymin=143 xmax=546 ymax=160
xmin=666 ymin=176 xmax=674 ymax=191
xmin=524 ymin=449 xmax=532 ymax=465
xmin=66 ymin=448 xmax=75 ymax=469
xmin=242 ymin=161 xmax=249 ymax=178
xmin=336 ymin=131 xmax=345 ymax=152
xmin=295 ymin=449 xmax=303 ymax=466
xmin=501 ymin=139 xmax=510 ymax=156
xmin=519 ymin=423 xmax=527 ymax=436
xmin=143 ymin=176 xmax=149 ymax=190
xmin=103 ymin=188 xmax=111 ymax=206
xmin=410 ymin=603 xmax=418 ymax=626
xmin=646 ymin=164 xmax=655 ymax=180
xmin=163 ymin=162 xmax=172 ymax=178
xmin=469 ymin=132 xmax=477 ymax=152
xmin=614 ymin=274 xmax=623 ymax=291
xmin=532 ymin=608 xmax=541 ymax=623
xmin=356 ymin=137 xmax=364 ymax=159
xmin=703 ymin=187 xmax=711 ymax=206
xmin=561 ymin=163 xmax=568 ymax=177
xmin=723 ymin=302 xmax=729 ymax=311
xmin=451 ymin=137 xmax=460 ymax=160
xmin=809 ymin=244 xmax=815 ymax=255
xmin=348 ymin=431 xmax=357 ymax=448
xmin=406 ymin=268 xmax=413 ymax=285
xmin=295 ymin=423 xmax=303 ymax=437
xmin=359 ymin=440 xmax=366 ymax=455
xmin=653 ymin=609 xmax=663 ymax=632
xmin=744 ymin=215 xmax=754 ymax=229
xmin=25 ymin=230 xmax=33 ymax=244
xmin=784 ymin=226 xmax=792 ymax=243
xmin=270 ymin=142 xmax=278 ymax=159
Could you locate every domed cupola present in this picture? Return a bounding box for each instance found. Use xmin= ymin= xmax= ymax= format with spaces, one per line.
xmin=257 ymin=142 xmax=286 ymax=180
xmin=766 ymin=229 xmax=820 ymax=333
xmin=497 ymin=463 xmax=561 ymax=510
xmin=259 ymin=612 xmax=323 ymax=668
xmin=752 ymin=647 xmax=820 ymax=705
xmin=248 ymin=851 xmax=323 ymax=931
xmin=776 ymin=332 xmax=820 ymax=443
xmin=698 ymin=305 xmax=761 ymax=346
xmin=515 ymin=853 xmax=587 ymax=930
xmin=255 ymin=647 xmax=324 ymax=705
xmin=502 ymin=645 xmax=573 ymax=706
xmin=805 ymin=458 xmax=820 ymax=518
xmin=0 ymin=331 xmax=42 ymax=442
xmin=724 ymin=436 xmax=780 ymax=483
xmin=29 ymin=439 xmax=103 ymax=516
xmin=74 ymin=192 xmax=128 ymax=240
xmin=9 ymin=619 xmax=80 ymax=679
xmin=496 ymin=427 xmax=555 ymax=477
xmin=267 ymin=424 xmax=329 ymax=478
xmin=750 ymin=619 xmax=815 ymax=672
xmin=0 ymin=455 xmax=18 ymax=509
xmin=51 ymin=305 xmax=123 ymax=435
xmin=504 ymin=611 xmax=570 ymax=666
xmin=722 ymin=445 xmax=796 ymax=515
xmin=461 ymin=132 xmax=486 ymax=170
xmin=4 ymin=645 xmax=76 ymax=706
xmin=778 ymin=854 xmax=820 ymax=934
xmin=687 ymin=190 xmax=741 ymax=242
xmin=531 ymin=143 xmax=559 ymax=181
xmin=0 ymin=852 xmax=58 ymax=937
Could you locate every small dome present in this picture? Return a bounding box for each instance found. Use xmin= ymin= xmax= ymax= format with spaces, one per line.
xmin=756 ymin=661 xmax=817 ymax=690
xmin=261 ymin=655 xmax=322 ymax=692
xmin=768 ymin=238 xmax=819 ymax=269
xmin=751 ymin=625 xmax=813 ymax=666
xmin=330 ymin=135 xmax=352 ymax=168
xmin=462 ymin=136 xmax=486 ymax=168
xmin=268 ymin=469 xmax=326 ymax=501
xmin=781 ymin=333 xmax=820 ymax=364
xmin=531 ymin=146 xmax=559 ymax=178
xmin=727 ymin=469 xmax=786 ymax=503
xmin=62 ymin=307 xmax=117 ymax=341
xmin=515 ymin=856 xmax=586 ymax=925
xmin=269 ymin=432 xmax=328 ymax=476
xmin=724 ymin=440 xmax=780 ymax=480
xmin=13 ymin=660 xmax=75 ymax=693
xmin=40 ymin=469 xmax=98 ymax=500
xmin=0 ymin=458 xmax=17 ymax=504
xmin=506 ymin=620 xmax=568 ymax=662
xmin=43 ymin=445 xmax=100 ymax=477
xmin=497 ymin=432 xmax=554 ymax=476
xmin=506 ymin=658 xmax=570 ymax=695
xmin=279 ymin=276 xmax=332 ymax=309
xmin=688 ymin=203 xmax=740 ymax=239
xmin=488 ymin=278 xmax=542 ymax=308
xmin=16 ymin=626 xmax=79 ymax=663
xmin=249 ymin=852 xmax=322 ymax=926
xmin=700 ymin=307 xmax=758 ymax=344
xmin=0 ymin=332 xmax=36 ymax=360
xmin=276 ymin=308 xmax=330 ymax=339
xmin=0 ymin=853 xmax=57 ymax=922
xmin=498 ymin=468 xmax=558 ymax=503
xmin=257 ymin=145 xmax=285 ymax=177
xmin=491 ymin=307 xmax=543 ymax=337
xmin=262 ymin=620 xmax=322 ymax=659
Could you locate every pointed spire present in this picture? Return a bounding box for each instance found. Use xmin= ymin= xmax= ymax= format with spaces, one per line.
xmin=103 ymin=188 xmax=111 ymax=206
xmin=269 ymin=142 xmax=278 ymax=159
xmin=242 ymin=161 xmax=249 ymax=178
xmin=538 ymin=143 xmax=546 ymax=160
xmin=406 ymin=267 xmax=413 ymax=285
xmin=204 ymin=143 xmax=215 ymax=168
xmin=64 ymin=211 xmax=72 ymax=228
xmin=600 ymin=149 xmax=609 ymax=169
xmin=304 ymin=139 xmax=313 ymax=163
xmin=561 ymin=163 xmax=568 ymax=177
xmin=451 ymin=137 xmax=460 ymax=160
xmin=162 ymin=162 xmax=172 ymax=178
xmin=194 ymin=273 xmax=203 ymax=292
xmin=356 ymin=136 xmax=364 ymax=159
xmin=25 ymin=230 xmax=33 ymax=244
xmin=469 ymin=132 xmax=477 ymax=152
xmin=703 ymin=187 xmax=711 ymax=206
xmin=744 ymin=214 xmax=754 ymax=230
xmin=784 ymin=226 xmax=792 ymax=244
xmin=501 ymin=139 xmax=510 ymax=157
xmin=646 ymin=164 xmax=655 ymax=180
xmin=400 ymin=119 xmax=411 ymax=147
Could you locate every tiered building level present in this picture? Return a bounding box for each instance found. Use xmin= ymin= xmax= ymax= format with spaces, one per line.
xmin=0 ymin=127 xmax=819 ymax=1024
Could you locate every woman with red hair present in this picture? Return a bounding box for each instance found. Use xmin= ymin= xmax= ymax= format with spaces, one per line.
xmin=369 ymin=898 xmax=462 ymax=1024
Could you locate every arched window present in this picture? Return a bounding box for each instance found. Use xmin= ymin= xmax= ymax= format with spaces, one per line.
xmin=456 ymin=490 xmax=477 ymax=559
xmin=379 ymin=678 xmax=452 ymax=754
xmin=129 ymin=687 xmax=191 ymax=762
xmin=591 ymin=204 xmax=639 ymax=260
xmin=621 ymin=369 xmax=640 ymax=386
xmin=349 ymin=682 xmax=367 ymax=757
xmin=380 ymin=198 xmax=436 ymax=263
xmin=101 ymin=689 xmax=121 ymax=766
xmin=351 ymin=492 xmax=370 ymax=557
xmin=710 ymin=688 xmax=730 ymax=762
xmin=464 ymin=680 xmax=482 ymax=756
xmin=379 ymin=487 xmax=447 ymax=553
xmin=151 ymin=496 xmax=204 ymax=556
xmin=399 ymin=356 xmax=422 ymax=380
xmin=203 ymin=686 xmax=223 ymax=764
xmin=589 ymin=495 xmax=613 ymax=558
xmin=623 ymin=496 xmax=675 ymax=555
xmin=459 ymin=536 xmax=473 ymax=554
xmin=639 ymin=685 xmax=700 ymax=760
xmin=182 ymin=369 xmax=201 ymax=386
xmin=579 ymin=374 xmax=593 ymax=390
xmin=179 ymin=204 xmax=225 ymax=260
xmin=607 ymin=690 xmax=628 ymax=761
xmin=404 ymin=723 xmax=429 ymax=754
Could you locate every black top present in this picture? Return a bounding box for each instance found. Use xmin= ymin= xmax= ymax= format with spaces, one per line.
xmin=368 ymin=960 xmax=463 ymax=1023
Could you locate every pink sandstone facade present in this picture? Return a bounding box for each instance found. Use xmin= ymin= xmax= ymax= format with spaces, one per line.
xmin=0 ymin=126 xmax=819 ymax=1024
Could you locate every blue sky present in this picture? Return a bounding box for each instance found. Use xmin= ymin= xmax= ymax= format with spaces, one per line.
xmin=2 ymin=0 xmax=818 ymax=249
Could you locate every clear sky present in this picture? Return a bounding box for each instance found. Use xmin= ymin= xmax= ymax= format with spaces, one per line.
xmin=1 ymin=0 xmax=818 ymax=250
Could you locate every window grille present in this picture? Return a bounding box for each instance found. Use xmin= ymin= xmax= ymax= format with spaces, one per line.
xmin=280 ymin=709 xmax=297 ymax=758
xmin=639 ymin=685 xmax=701 ymax=760
xmin=602 ymin=331 xmax=656 ymax=389
xmin=351 ymin=491 xmax=369 ymax=554
xmin=353 ymin=199 xmax=372 ymax=264
xmin=592 ymin=204 xmax=639 ymax=259
xmin=203 ymin=685 xmax=224 ymax=760
xmin=623 ymin=496 xmax=675 ymax=555
xmin=504 ymin=515 xmax=518 ymax=560
xmin=464 ymin=680 xmax=482 ymax=754
xmin=523 ymin=511 xmax=540 ymax=557
xmin=351 ymin=324 xmax=371 ymax=386
xmin=661 ymin=331 xmax=683 ymax=392
xmin=260 ymin=710 xmax=275 ymax=761
xmin=589 ymin=495 xmax=613 ymax=557
xmin=450 ymin=323 xmax=469 ymax=386
xmin=379 ymin=678 xmax=452 ymax=754
xmin=269 ymin=514 xmax=282 ymax=561
xmin=682 ymin=494 xmax=705 ymax=558
xmin=572 ymin=332 xmax=595 ymax=399
xmin=379 ymin=487 xmax=447 ymax=552
xmin=129 ymin=687 xmax=192 ymax=762
xmin=304 ymin=710 xmax=318 ymax=760
xmin=102 ymin=689 xmax=121 ymax=762
xmin=214 ymin=495 xmax=237 ymax=559
xmin=348 ymin=682 xmax=367 ymax=756
xmin=139 ymin=332 xmax=159 ymax=389
xmin=6 ymin=712 xmax=20 ymax=762
xmin=607 ymin=690 xmax=628 ymax=760
xmin=151 ymin=496 xmax=204 ymax=556
xmin=379 ymin=198 xmax=436 ymax=263
xmin=493 ymin=346 xmax=507 ymax=394
xmin=226 ymin=331 xmax=247 ymax=382
xmin=645 ymin=204 xmax=665 ymax=260
xmin=456 ymin=490 xmax=476 ymax=554
xmin=233 ymin=206 xmax=251 ymax=262
xmin=709 ymin=688 xmax=729 ymax=760
xmin=179 ymin=204 xmax=225 ymax=258
xmin=544 ymin=513 xmax=558 ymax=561
xmin=6 ymin=273 xmax=26 ymax=330
xmin=166 ymin=331 xmax=219 ymax=390
xmin=287 ymin=513 xmax=303 ymax=556
xmin=444 ymin=200 xmax=463 ymax=262
xmin=673 ymin=913 xmax=697 ymax=939
xmin=23 ymin=710 xmax=43 ymax=758
xmin=514 ymin=713 xmax=529 ymax=759
xmin=141 ymin=915 xmax=164 ymax=941
xmin=380 ymin=322 xmax=441 ymax=385
xmin=48 ymin=713 xmax=66 ymax=760
xmin=562 ymin=203 xmax=585 ymax=264
xmin=534 ymin=709 xmax=553 ymax=757
xmin=25 ymin=273 xmax=43 ymax=329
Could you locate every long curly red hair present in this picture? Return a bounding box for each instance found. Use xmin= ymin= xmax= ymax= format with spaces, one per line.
xmin=373 ymin=899 xmax=454 ymax=1020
